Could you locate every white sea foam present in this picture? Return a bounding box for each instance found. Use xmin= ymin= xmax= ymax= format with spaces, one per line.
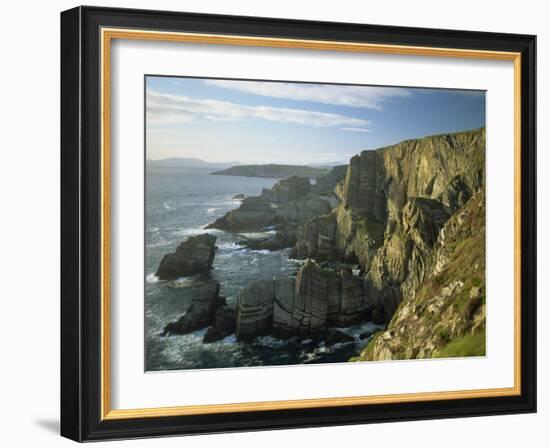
xmin=169 ymin=278 xmax=195 ymax=288
xmin=217 ymin=242 xmax=243 ymax=251
xmin=206 ymin=207 xmax=222 ymax=215
xmin=335 ymin=321 xmax=385 ymax=341
xmin=172 ymin=226 xmax=222 ymax=237
xmin=256 ymin=335 xmax=285 ymax=348
xmin=222 ymin=334 xmax=237 ymax=344
xmin=238 ymin=230 xmax=276 ymax=239
xmin=147 ymin=237 xmax=171 ymax=248
xmin=146 ymin=273 xmax=159 ymax=283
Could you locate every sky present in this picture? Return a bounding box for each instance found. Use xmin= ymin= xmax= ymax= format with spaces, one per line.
xmin=146 ymin=76 xmax=485 ymax=165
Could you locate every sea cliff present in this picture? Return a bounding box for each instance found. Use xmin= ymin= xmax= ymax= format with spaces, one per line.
xmin=161 ymin=128 xmax=486 ymax=361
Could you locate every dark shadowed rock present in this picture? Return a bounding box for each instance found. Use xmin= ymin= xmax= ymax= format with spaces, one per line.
xmin=162 ymin=282 xmax=222 ymax=335
xmin=235 ymin=280 xmax=274 ymax=341
xmin=155 ymin=234 xmax=217 ymax=280
xmin=203 ymin=326 xmax=225 ymax=343
xmin=232 ymin=193 xmax=246 ymax=200
xmin=203 ymin=305 xmax=236 ymax=343
xmin=311 ymin=165 xmax=348 ymax=195
xmin=205 ymin=197 xmax=276 ymax=231
xmin=335 ymin=271 xmax=366 ymax=325
xmin=292 ymin=213 xmax=338 ymax=260
xmin=272 ymin=277 xmax=296 ymax=337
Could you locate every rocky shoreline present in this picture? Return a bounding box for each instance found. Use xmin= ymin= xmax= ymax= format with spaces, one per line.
xmin=155 ymin=127 xmax=486 ymax=363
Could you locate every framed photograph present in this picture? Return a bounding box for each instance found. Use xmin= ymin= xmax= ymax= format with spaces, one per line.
xmin=60 ymin=6 xmax=536 ymax=442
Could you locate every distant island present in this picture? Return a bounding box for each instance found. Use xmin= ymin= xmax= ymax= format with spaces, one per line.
xmin=211 ymin=164 xmax=330 ymax=179
xmin=147 ymin=157 xmax=238 ymax=169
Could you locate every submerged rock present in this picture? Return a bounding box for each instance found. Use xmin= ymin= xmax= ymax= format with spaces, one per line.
xmin=155 ymin=234 xmax=217 ymax=280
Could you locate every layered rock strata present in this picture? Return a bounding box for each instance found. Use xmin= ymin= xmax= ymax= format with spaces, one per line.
xmin=356 ymin=190 xmax=486 ymax=360
xmin=235 ymin=260 xmax=369 ymax=341
xmin=293 ymin=128 xmax=485 ymax=323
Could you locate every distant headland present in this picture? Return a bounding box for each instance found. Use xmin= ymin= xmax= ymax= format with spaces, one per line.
xmin=211 ymin=164 xmax=330 ymax=179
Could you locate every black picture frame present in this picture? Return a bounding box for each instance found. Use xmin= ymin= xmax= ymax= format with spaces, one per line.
xmin=61 ymin=5 xmax=536 ymax=442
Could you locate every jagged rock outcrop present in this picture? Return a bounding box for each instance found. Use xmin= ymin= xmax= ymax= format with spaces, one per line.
xmin=312 ymin=165 xmax=348 ymax=195
xmin=162 ymin=282 xmax=223 ymax=335
xmin=206 ymin=167 xmax=345 ymax=247
xmin=275 ymin=194 xmax=334 ymax=223
xmin=206 ymin=197 xmax=276 ymax=231
xmin=261 ymin=176 xmax=311 ymax=203
xmin=234 ymin=260 xmax=368 ymax=341
xmin=155 ymin=234 xmax=217 ymax=280
xmin=203 ymin=305 xmax=236 ymax=343
xmin=356 ymin=190 xmax=486 ymax=361
xmin=292 ymin=213 xmax=339 ymax=261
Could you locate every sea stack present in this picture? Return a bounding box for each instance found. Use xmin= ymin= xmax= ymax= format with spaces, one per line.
xmin=155 ymin=233 xmax=217 ymax=280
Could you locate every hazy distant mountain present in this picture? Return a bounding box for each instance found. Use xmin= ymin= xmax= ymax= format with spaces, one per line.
xmin=211 ymin=164 xmax=331 ymax=179
xmin=147 ymin=158 xmax=239 ymax=169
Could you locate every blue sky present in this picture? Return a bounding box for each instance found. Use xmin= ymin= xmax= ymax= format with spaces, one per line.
xmin=146 ymin=76 xmax=485 ymax=165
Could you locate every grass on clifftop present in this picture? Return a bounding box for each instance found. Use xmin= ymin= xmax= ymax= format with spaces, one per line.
xmin=434 ymin=330 xmax=486 ymax=358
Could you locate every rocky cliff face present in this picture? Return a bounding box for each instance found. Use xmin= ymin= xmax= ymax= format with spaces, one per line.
xmin=294 ymin=128 xmax=485 ymax=324
xmin=163 ymin=129 xmax=486 ymax=360
xmin=355 ymin=189 xmax=486 ymax=361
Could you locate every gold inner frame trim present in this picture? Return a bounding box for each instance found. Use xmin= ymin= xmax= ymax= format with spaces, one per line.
xmin=100 ymin=27 xmax=522 ymax=421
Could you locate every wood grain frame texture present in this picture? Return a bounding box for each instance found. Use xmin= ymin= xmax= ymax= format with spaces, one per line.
xmin=60 ymin=6 xmax=537 ymax=442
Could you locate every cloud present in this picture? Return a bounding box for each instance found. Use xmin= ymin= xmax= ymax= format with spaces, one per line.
xmin=146 ymin=90 xmax=370 ymax=131
xmin=204 ymin=80 xmax=412 ymax=110
xmin=341 ymin=127 xmax=372 ymax=133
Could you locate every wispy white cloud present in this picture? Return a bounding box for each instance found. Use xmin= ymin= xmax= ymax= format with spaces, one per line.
xmin=340 ymin=127 xmax=372 ymax=133
xmin=204 ymin=80 xmax=412 ymax=111
xmin=146 ymin=90 xmax=371 ymax=131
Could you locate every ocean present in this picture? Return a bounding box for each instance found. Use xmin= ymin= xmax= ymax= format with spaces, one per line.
xmin=145 ymin=165 xmax=378 ymax=371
